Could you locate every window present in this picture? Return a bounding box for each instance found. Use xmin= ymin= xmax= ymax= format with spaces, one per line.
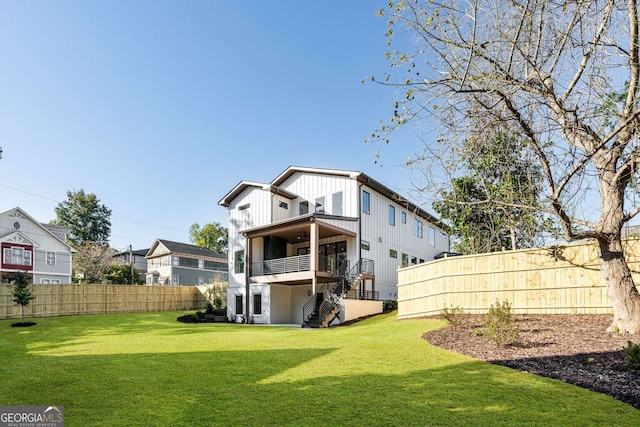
xmin=40 ymin=279 xmax=60 ymax=284
xmin=198 ymin=259 xmax=204 ymax=269
xmin=315 ymin=196 xmax=325 ymax=213
xmin=389 ymin=205 xmax=396 ymax=226
xmin=414 ymin=219 xmax=423 ymax=238
xmin=46 ymin=251 xmax=56 ymax=265
xmin=428 ymin=227 xmax=436 ymax=246
xmin=198 ymin=277 xmax=204 ymax=285
xmin=3 ymin=247 xmax=31 ymax=266
xmin=332 ymin=192 xmax=343 ymax=216
xmin=172 ymin=275 xmax=179 ymax=285
xmin=401 ymin=212 xmax=407 ymax=224
xmin=299 ymin=201 xmax=309 ymax=215
xmin=234 ymin=250 xmax=245 ymax=274
xmin=178 ymin=257 xmax=198 ymax=268
xmin=235 ymin=294 xmax=243 ymax=315
xmin=401 ymin=253 xmax=409 ymax=268
xmin=279 ymin=201 xmax=288 ymax=210
xmin=362 ymin=190 xmax=370 ymax=214
xmin=172 ymin=256 xmax=179 ymax=266
xmin=204 ymin=260 xmax=227 ymax=270
xmin=389 ymin=249 xmax=398 ymax=258
xmin=361 ymin=240 xmax=370 ymax=251
xmin=253 ymin=293 xmax=262 ymax=315
xmin=238 ymin=203 xmax=250 ymax=211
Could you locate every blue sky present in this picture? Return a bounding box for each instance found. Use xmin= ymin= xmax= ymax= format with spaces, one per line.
xmin=0 ymin=1 xmax=428 ymax=251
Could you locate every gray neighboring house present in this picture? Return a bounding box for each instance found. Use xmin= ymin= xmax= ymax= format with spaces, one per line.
xmin=113 ymin=248 xmax=149 ymax=275
xmin=0 ymin=207 xmax=74 ymax=284
xmin=145 ymin=239 xmax=228 ymax=286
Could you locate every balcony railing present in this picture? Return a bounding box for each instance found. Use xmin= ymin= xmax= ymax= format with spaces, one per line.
xmin=251 ymin=255 xmax=344 ymax=276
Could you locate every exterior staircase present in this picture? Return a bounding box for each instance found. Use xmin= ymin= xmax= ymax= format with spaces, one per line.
xmin=301 ymin=259 xmax=374 ymax=328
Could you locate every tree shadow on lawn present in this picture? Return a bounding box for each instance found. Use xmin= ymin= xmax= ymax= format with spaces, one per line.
xmin=1 ymin=349 xmax=638 ymax=427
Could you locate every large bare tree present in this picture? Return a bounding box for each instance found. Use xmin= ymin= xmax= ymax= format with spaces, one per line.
xmin=372 ymin=0 xmax=640 ymax=332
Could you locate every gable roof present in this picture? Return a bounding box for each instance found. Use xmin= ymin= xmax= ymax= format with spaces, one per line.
xmin=219 ymin=166 xmax=446 ymax=229
xmin=0 ymin=207 xmax=74 ymax=251
xmin=218 ymin=180 xmax=297 ymax=208
xmin=146 ymin=239 xmax=226 ymax=260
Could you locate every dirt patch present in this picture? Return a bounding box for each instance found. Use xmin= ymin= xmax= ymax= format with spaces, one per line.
xmin=422 ymin=314 xmax=640 ymax=410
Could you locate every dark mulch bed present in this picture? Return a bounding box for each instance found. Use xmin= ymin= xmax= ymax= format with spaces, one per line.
xmin=177 ymin=314 xmax=228 ymax=323
xmin=423 ymin=314 xmax=640 ymax=410
xmin=11 ymin=322 xmax=37 ymax=327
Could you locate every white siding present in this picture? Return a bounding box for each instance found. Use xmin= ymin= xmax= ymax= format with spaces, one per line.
xmin=360 ymin=185 xmax=449 ymax=300
xmin=226 ymin=187 xmax=273 ymax=308
xmin=278 ymin=173 xmax=359 ymax=217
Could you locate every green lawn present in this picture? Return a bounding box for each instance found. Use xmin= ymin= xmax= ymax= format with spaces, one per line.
xmin=0 ymin=312 xmax=638 ymax=426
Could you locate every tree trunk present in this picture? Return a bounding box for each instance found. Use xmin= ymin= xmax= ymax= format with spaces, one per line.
xmin=596 ymin=236 xmax=640 ymax=333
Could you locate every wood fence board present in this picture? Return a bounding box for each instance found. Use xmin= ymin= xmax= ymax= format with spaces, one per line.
xmin=398 ymin=239 xmax=640 ymax=318
xmin=0 ymin=283 xmax=228 ymax=319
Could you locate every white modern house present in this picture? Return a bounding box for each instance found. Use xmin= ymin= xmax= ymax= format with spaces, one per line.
xmin=219 ymin=166 xmax=449 ymax=327
xmin=0 ymin=207 xmax=74 ymax=284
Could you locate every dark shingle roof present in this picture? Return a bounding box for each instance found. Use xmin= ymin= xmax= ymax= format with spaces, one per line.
xmin=156 ymin=239 xmax=226 ymax=260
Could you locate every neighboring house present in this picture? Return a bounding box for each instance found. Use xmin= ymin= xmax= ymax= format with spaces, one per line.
xmin=113 ymin=248 xmax=149 ymax=275
xmin=0 ymin=207 xmax=74 ymax=284
xmin=218 ymin=166 xmax=449 ymax=326
xmin=144 ymin=239 xmax=227 ymax=286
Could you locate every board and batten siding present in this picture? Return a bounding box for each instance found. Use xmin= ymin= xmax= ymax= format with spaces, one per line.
xmin=226 ymin=186 xmax=273 ymax=292
xmin=360 ymin=184 xmax=449 ymax=300
xmin=278 ymin=173 xmax=359 ymax=217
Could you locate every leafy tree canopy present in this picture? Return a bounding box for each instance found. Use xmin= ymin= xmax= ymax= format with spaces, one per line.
xmin=72 ymin=242 xmax=113 ymax=284
xmin=189 ymin=222 xmax=228 ymax=254
xmin=53 ymin=189 xmax=111 ymax=246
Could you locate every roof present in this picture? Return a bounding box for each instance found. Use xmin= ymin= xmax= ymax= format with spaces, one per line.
xmin=113 ymin=248 xmax=150 ymax=257
xmin=0 ymin=207 xmax=74 ymax=251
xmin=146 ymin=239 xmax=226 ymax=260
xmin=218 ymin=181 xmax=297 ymax=207
xmin=219 ymin=165 xmax=446 ymax=229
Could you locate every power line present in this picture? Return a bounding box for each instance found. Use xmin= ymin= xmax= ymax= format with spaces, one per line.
xmin=0 ymin=183 xmax=191 ymax=234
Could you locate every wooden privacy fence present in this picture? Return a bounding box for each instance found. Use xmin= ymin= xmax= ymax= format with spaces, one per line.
xmin=0 ymin=283 xmax=228 ymax=320
xmin=397 ymin=238 xmax=640 ymax=319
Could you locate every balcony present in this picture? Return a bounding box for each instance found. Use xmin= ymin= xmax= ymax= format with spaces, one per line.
xmin=250 ymin=255 xmax=342 ymax=277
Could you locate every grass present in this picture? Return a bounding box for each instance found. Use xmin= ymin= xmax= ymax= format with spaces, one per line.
xmin=0 ymin=312 xmax=638 ymax=426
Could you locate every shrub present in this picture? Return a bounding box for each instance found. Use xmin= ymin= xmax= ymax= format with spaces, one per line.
xmin=622 ymin=341 xmax=640 ymax=370
xmin=383 ymin=300 xmax=398 ymax=311
xmin=483 ymin=299 xmax=519 ymax=346
xmin=205 ymin=302 xmax=215 ymax=315
xmin=440 ymin=305 xmax=466 ymax=328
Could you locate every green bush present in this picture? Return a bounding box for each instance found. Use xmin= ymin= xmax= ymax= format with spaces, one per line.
xmin=622 ymin=341 xmax=640 ymax=370
xmin=383 ymin=300 xmax=398 ymax=311
xmin=440 ymin=305 xmax=466 ymax=328
xmin=483 ymin=299 xmax=519 ymax=346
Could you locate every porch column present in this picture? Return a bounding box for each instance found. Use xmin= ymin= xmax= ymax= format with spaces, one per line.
xmin=310 ymin=220 xmax=318 ymax=294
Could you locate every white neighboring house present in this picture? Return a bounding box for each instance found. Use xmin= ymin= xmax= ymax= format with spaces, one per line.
xmin=219 ymin=166 xmax=449 ymax=327
xmin=0 ymin=207 xmax=74 ymax=284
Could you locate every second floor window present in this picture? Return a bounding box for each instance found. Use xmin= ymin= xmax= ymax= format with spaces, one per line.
xmin=46 ymin=251 xmax=57 ymax=265
xmin=234 ymin=250 xmax=245 ymax=274
xmin=299 ymin=201 xmax=309 ymax=215
xmin=3 ymin=247 xmax=31 ymax=266
xmin=389 ymin=205 xmax=396 ymax=226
